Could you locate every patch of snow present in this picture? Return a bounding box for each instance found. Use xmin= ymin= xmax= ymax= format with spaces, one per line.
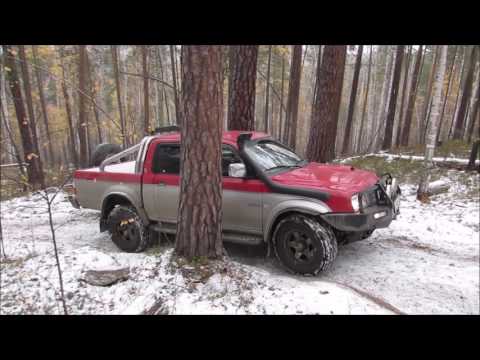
xmin=1 ymin=171 xmax=478 ymax=314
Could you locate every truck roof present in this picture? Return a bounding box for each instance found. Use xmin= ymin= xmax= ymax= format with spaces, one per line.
xmin=154 ymin=130 xmax=270 ymax=146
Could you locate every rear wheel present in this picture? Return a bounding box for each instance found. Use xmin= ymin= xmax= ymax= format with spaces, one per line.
xmin=107 ymin=205 xmax=151 ymax=252
xmin=273 ymin=214 xmax=337 ymax=275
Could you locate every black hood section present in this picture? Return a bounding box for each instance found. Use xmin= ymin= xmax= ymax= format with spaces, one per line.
xmin=237 ymin=134 xmax=330 ymax=202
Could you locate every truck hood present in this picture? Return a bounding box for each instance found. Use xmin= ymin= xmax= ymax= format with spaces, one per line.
xmin=270 ymin=162 xmax=379 ymax=196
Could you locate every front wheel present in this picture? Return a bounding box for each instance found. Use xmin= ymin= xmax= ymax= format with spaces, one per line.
xmin=273 ymin=214 xmax=338 ymax=275
xmin=107 ymin=205 xmax=151 ymax=252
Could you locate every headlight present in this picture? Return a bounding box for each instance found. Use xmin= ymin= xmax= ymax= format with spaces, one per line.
xmin=351 ymin=194 xmax=360 ymax=212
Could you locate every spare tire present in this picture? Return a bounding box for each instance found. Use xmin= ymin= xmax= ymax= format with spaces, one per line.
xmin=91 ymin=143 xmax=123 ymax=167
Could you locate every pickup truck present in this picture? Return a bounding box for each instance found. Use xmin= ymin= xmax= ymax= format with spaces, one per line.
xmin=69 ymin=127 xmax=401 ymax=275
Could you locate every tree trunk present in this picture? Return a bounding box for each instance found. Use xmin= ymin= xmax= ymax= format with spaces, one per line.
xmin=466 ymin=56 xmax=480 ymax=141
xmin=401 ymin=45 xmax=423 ymax=147
xmin=382 ymin=45 xmax=405 ymax=150
xmin=175 ymin=45 xmax=224 ymax=260
xmin=467 ymin=140 xmax=480 ymax=171
xmin=448 ymin=47 xmax=467 ymax=140
xmin=306 ymin=45 xmax=346 ymax=163
xmin=141 ymin=45 xmax=150 ymax=134
xmin=420 ymin=46 xmax=440 ymax=144
xmin=170 ymin=45 xmax=181 ymax=126
xmin=342 ymin=45 xmax=363 ymax=155
xmin=453 ymin=46 xmax=477 ymax=139
xmin=436 ymin=46 xmax=458 ymax=143
xmin=77 ymin=45 xmax=89 ymax=168
xmin=278 ymin=51 xmax=286 ymax=141
xmin=3 ymin=45 xmax=44 ymax=189
xmin=85 ymin=51 xmax=103 ymax=145
xmin=264 ymin=45 xmax=272 ymax=133
xmin=227 ymin=45 xmax=258 ymax=131
xmin=18 ymin=46 xmax=41 ymax=161
xmin=32 ymin=45 xmax=56 ymax=166
xmin=58 ymin=46 xmax=78 ymax=168
xmin=357 ymin=45 xmax=373 ymax=153
xmin=155 ymin=46 xmax=165 ymax=127
xmin=395 ymin=45 xmax=412 ymax=148
xmin=111 ymin=46 xmax=127 ymax=148
xmin=417 ymin=46 xmax=448 ymax=200
xmin=283 ymin=45 xmax=303 ymax=150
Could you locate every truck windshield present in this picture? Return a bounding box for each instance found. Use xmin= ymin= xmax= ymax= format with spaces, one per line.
xmin=244 ymin=141 xmax=305 ymax=172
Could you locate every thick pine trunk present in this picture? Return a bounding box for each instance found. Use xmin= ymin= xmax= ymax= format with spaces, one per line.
xmin=77 ymin=46 xmax=89 ymax=168
xmin=175 ymin=45 xmax=224 ymax=260
xmin=465 ymin=58 xmax=480 ymax=141
xmin=285 ymin=45 xmax=303 ymax=150
xmin=418 ymin=46 xmax=448 ymax=200
xmin=382 ymin=45 xmax=405 ymax=150
xmin=306 ymin=45 xmax=346 ymax=163
xmin=401 ymin=45 xmax=423 ymax=147
xmin=453 ymin=46 xmax=477 ymax=139
xmin=342 ymin=45 xmax=363 ymax=155
xmin=227 ymin=45 xmax=258 ymax=131
xmin=3 ymin=45 xmax=44 ymax=189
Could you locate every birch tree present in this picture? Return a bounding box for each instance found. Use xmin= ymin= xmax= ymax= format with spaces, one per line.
xmin=417 ymin=45 xmax=448 ymax=201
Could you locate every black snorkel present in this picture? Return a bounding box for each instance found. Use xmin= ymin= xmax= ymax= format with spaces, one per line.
xmin=237 ymin=133 xmax=330 ymax=202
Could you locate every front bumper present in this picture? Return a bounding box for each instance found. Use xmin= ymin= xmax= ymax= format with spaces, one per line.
xmin=322 ymin=174 xmax=401 ymax=233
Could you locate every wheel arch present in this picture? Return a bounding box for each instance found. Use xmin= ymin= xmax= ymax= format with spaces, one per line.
xmin=264 ymin=199 xmax=331 ymax=243
xmin=100 ymin=192 xmax=148 ymax=232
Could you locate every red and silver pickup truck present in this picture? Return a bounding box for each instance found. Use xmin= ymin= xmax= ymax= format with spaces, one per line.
xmin=69 ymin=127 xmax=401 ymax=275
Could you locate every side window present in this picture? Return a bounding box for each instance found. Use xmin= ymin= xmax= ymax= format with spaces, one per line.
xmin=222 ymin=145 xmax=243 ymax=177
xmin=152 ymin=144 xmax=181 ymax=174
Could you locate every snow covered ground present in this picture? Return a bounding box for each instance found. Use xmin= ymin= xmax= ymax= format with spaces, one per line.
xmin=1 ymin=171 xmax=478 ymax=315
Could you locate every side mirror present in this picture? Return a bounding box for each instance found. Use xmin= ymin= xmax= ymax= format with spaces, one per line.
xmin=228 ymin=163 xmax=246 ymax=178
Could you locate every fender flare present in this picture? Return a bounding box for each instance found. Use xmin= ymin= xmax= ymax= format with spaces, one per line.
xmin=100 ymin=192 xmax=149 ymax=232
xmin=264 ymin=199 xmax=332 ymax=242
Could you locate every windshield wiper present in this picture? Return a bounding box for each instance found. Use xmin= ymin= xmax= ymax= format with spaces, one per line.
xmin=266 ymin=164 xmax=303 ymax=172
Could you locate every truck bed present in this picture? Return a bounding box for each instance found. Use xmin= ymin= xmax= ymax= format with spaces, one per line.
xmin=74 ymin=161 xmax=142 ymax=211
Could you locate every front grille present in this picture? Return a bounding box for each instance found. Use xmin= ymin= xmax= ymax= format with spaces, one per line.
xmin=360 ymin=185 xmax=389 ymax=210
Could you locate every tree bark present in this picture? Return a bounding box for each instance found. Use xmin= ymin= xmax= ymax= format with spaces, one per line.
xmin=85 ymin=51 xmax=103 ymax=145
xmin=342 ymin=45 xmax=363 ymax=155
xmin=77 ymin=45 xmax=89 ymax=168
xmin=306 ymin=45 xmax=346 ymax=163
xmin=264 ymin=45 xmax=272 ymax=133
xmin=357 ymin=45 xmax=373 ymax=153
xmin=278 ymin=51 xmax=286 ymax=141
xmin=436 ymin=46 xmax=458 ymax=143
xmin=111 ymin=46 xmax=127 ymax=148
xmin=141 ymin=45 xmax=150 ymax=134
xmin=170 ymin=45 xmax=181 ymax=126
xmin=284 ymin=45 xmax=303 ymax=150
xmin=401 ymin=45 xmax=423 ymax=147
xmin=3 ymin=45 xmax=44 ymax=189
xmin=175 ymin=45 xmax=224 ymax=260
xmin=417 ymin=45 xmax=448 ymax=200
xmin=453 ymin=46 xmax=477 ymax=140
xmin=395 ymin=45 xmax=412 ymax=148
xmin=32 ymin=45 xmax=56 ymax=166
xmin=227 ymin=46 xmax=258 ymax=131
xmin=467 ymin=67 xmax=480 ymax=143
xmin=420 ymin=46 xmax=440 ymax=143
xmin=382 ymin=45 xmax=405 ymax=150
xmin=58 ymin=46 xmax=78 ymax=168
